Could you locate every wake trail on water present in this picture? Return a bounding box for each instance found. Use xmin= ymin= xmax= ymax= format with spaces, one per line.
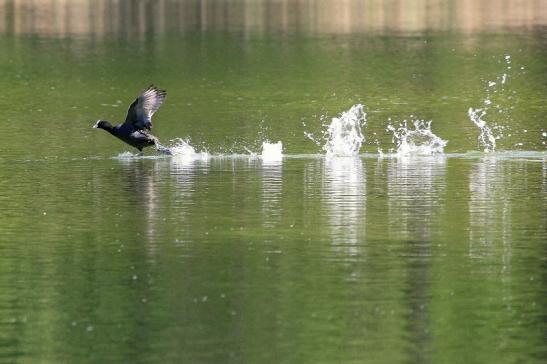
xmin=114 ymin=54 xmax=540 ymax=161
xmin=115 ymin=138 xmax=284 ymax=161
xmin=300 ymin=55 xmax=539 ymax=156
xmin=304 ymin=103 xmax=446 ymax=157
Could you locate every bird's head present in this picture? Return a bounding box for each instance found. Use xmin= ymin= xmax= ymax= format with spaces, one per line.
xmin=93 ymin=120 xmax=113 ymax=131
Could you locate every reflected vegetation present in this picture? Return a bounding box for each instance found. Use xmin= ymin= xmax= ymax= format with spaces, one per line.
xmin=1 ymin=0 xmax=547 ymax=37
xmin=0 ymin=155 xmax=545 ymax=362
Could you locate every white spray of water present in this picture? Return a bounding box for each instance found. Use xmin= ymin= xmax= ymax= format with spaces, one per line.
xmin=387 ymin=119 xmax=447 ymax=155
xmin=322 ymin=104 xmax=366 ymax=157
xmin=115 ymin=151 xmax=138 ymax=159
xmin=468 ymin=54 xmax=514 ymax=152
xmin=113 ymin=138 xmax=201 ymax=159
xmin=261 ymin=141 xmax=283 ymax=161
xmin=468 ymin=108 xmax=497 ymax=152
xmin=303 ymin=131 xmax=322 ymax=146
xmin=165 ymin=138 xmax=197 ymax=157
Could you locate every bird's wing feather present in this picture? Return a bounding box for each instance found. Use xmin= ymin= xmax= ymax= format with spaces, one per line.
xmin=130 ymin=129 xmax=159 ymax=144
xmin=124 ymin=85 xmax=167 ymax=130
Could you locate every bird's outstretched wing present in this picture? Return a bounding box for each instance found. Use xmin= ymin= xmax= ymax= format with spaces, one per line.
xmin=124 ymin=85 xmax=167 ymax=130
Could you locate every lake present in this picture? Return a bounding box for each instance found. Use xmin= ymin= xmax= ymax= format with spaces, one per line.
xmin=0 ymin=1 xmax=546 ymax=363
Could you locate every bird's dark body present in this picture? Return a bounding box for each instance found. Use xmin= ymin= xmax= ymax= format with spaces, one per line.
xmin=113 ymin=124 xmax=158 ymax=151
xmin=94 ymin=85 xmax=167 ymax=152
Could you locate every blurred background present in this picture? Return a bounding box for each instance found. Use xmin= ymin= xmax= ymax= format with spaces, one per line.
xmin=1 ymin=0 xmax=547 ymax=37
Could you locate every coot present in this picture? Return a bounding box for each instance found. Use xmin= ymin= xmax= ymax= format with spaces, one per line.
xmin=93 ymin=85 xmax=169 ymax=153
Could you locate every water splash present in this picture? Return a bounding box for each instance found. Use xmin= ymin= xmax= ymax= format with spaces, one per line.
xmin=115 ymin=151 xmax=139 ymax=159
xmin=165 ymin=138 xmax=197 ymax=157
xmin=323 ymin=104 xmax=366 ymax=157
xmin=112 ymin=138 xmax=204 ymax=160
xmin=261 ymin=141 xmax=283 ymax=162
xmin=387 ymin=119 xmax=447 ymax=155
xmin=468 ymin=108 xmax=497 ymax=152
xmin=468 ymin=54 xmax=515 ymax=152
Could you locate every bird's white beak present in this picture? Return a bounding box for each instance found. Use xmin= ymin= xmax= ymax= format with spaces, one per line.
xmin=93 ymin=120 xmax=100 ymax=128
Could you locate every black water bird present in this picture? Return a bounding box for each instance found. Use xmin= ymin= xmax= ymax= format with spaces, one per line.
xmin=93 ymin=85 xmax=170 ymax=153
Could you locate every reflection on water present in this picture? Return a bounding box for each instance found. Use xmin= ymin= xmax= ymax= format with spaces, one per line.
xmin=467 ymin=156 xmax=516 ymax=345
xmin=261 ymin=159 xmax=283 ymax=228
xmin=386 ymin=155 xmax=446 ymax=363
xmin=1 ymin=0 xmax=546 ymax=37
xmin=468 ymin=156 xmax=512 ymax=261
xmin=387 ymin=155 xmax=447 ymax=241
xmin=117 ymin=159 xmax=162 ymax=259
xmin=0 ymin=155 xmax=545 ymax=362
xmin=323 ymin=157 xmax=365 ymax=257
xmin=170 ymin=156 xmax=201 ymax=246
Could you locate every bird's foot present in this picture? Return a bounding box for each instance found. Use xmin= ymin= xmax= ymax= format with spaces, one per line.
xmin=155 ymin=143 xmax=172 ymax=155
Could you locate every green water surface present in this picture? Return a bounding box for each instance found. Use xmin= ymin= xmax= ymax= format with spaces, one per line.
xmin=0 ymin=3 xmax=546 ymax=363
